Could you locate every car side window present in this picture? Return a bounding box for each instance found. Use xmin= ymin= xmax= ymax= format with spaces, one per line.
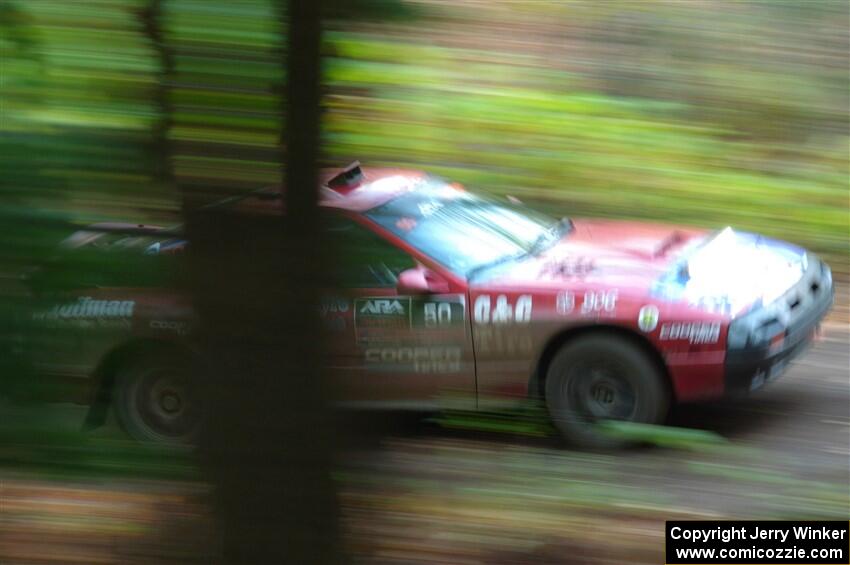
xmin=326 ymin=215 xmax=415 ymax=288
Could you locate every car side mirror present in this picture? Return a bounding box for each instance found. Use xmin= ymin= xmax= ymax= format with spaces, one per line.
xmin=397 ymin=267 xmax=449 ymax=295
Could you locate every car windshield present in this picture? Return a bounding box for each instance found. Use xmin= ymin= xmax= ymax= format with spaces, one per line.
xmin=365 ymin=180 xmax=567 ymax=279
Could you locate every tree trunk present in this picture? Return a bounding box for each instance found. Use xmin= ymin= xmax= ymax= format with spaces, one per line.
xmin=189 ymin=0 xmax=338 ymax=563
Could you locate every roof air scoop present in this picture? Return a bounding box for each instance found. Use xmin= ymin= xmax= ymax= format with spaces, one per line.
xmin=652 ymin=230 xmax=685 ymax=258
xmin=327 ymin=161 xmax=364 ymax=194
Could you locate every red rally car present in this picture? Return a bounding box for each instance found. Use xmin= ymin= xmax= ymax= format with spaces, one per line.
xmin=26 ymin=163 xmax=834 ymax=446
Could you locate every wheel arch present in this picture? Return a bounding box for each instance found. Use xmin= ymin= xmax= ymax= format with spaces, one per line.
xmin=529 ymin=324 xmax=673 ymax=402
xmin=83 ymin=338 xmax=200 ymax=430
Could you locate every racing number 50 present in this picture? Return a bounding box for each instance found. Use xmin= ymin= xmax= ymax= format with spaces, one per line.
xmin=424 ymin=302 xmax=452 ymax=328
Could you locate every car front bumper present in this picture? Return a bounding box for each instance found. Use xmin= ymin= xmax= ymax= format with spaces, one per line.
xmin=725 ymin=256 xmax=834 ymax=395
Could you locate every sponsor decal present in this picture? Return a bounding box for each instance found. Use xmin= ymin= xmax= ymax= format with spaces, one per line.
xmin=320 ymin=297 xmax=349 ymax=332
xmin=688 ymin=296 xmax=733 ymax=316
xmin=659 ymin=322 xmax=721 ymax=344
xmin=354 ymin=295 xmax=466 ymax=344
xmin=364 ymin=346 xmax=461 ymax=373
xmin=150 ymin=320 xmax=189 ymax=336
xmin=359 ymin=299 xmax=405 ymax=315
xmin=354 ymin=297 xmax=411 ymax=344
xmin=556 ymin=291 xmax=575 ymax=315
xmin=542 ymin=256 xmax=595 ymax=279
xmin=319 ymin=297 xmax=349 ymax=316
xmin=556 ymin=290 xmax=617 ymax=316
xmin=638 ymin=304 xmax=659 ymax=332
xmin=415 ymin=296 xmax=465 ymax=329
xmin=580 ymin=290 xmax=617 ymax=316
xmin=423 ymin=301 xmax=453 ymax=328
xmin=473 ymin=294 xmax=533 ymax=325
xmin=34 ymin=297 xmax=135 ymax=320
xmin=474 ymin=326 xmax=533 ymax=356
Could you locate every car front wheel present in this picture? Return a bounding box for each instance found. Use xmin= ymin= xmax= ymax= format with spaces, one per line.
xmin=545 ymin=334 xmax=669 ymax=448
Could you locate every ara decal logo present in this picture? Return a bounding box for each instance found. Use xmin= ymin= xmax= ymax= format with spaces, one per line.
xmin=638 ymin=305 xmax=659 ymax=332
xmin=359 ymin=299 xmax=405 ymax=315
xmin=354 ymin=297 xmax=411 ymax=344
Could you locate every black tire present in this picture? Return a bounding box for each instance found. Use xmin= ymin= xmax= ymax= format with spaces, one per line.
xmin=544 ymin=334 xmax=668 ymax=449
xmin=113 ymin=350 xmax=199 ymax=444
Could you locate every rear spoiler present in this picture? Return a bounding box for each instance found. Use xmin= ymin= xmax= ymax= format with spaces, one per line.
xmin=327 ymin=161 xmax=363 ymax=192
xmin=78 ymin=161 xmax=363 ymax=238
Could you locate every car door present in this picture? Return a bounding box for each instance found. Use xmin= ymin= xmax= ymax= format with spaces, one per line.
xmin=321 ymin=213 xmax=475 ymax=408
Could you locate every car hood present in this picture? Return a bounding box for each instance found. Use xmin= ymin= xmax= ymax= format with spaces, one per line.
xmin=653 ymin=226 xmax=808 ymax=316
xmin=476 ymin=219 xmax=808 ymax=315
xmin=476 ymin=218 xmax=707 ymax=289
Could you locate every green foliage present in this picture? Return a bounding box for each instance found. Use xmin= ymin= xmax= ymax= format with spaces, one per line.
xmin=2 ymin=0 xmax=846 ymax=269
xmin=596 ymin=421 xmax=728 ymax=451
xmin=433 ymin=400 xmax=555 ymax=438
xmin=0 ymin=407 xmax=196 ymax=481
xmin=321 ymin=11 xmax=848 ymax=266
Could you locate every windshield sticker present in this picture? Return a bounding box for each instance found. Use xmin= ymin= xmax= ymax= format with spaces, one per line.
xmin=366 ymin=184 xmax=558 ymax=279
xmin=395 ymin=217 xmax=417 ymax=231
xmin=474 ymin=294 xmax=533 ymax=325
xmin=417 ymin=200 xmax=444 ymax=217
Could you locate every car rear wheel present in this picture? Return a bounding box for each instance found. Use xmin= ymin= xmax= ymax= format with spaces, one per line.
xmin=544 ymin=334 xmax=668 ymax=448
xmin=114 ymin=350 xmax=199 ymax=444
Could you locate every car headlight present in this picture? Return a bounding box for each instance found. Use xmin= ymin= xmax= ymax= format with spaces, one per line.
xmin=727 ymin=305 xmax=786 ymax=350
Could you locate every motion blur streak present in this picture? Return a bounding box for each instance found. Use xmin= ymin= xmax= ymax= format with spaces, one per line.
xmin=0 ymin=1 xmax=847 ymax=563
